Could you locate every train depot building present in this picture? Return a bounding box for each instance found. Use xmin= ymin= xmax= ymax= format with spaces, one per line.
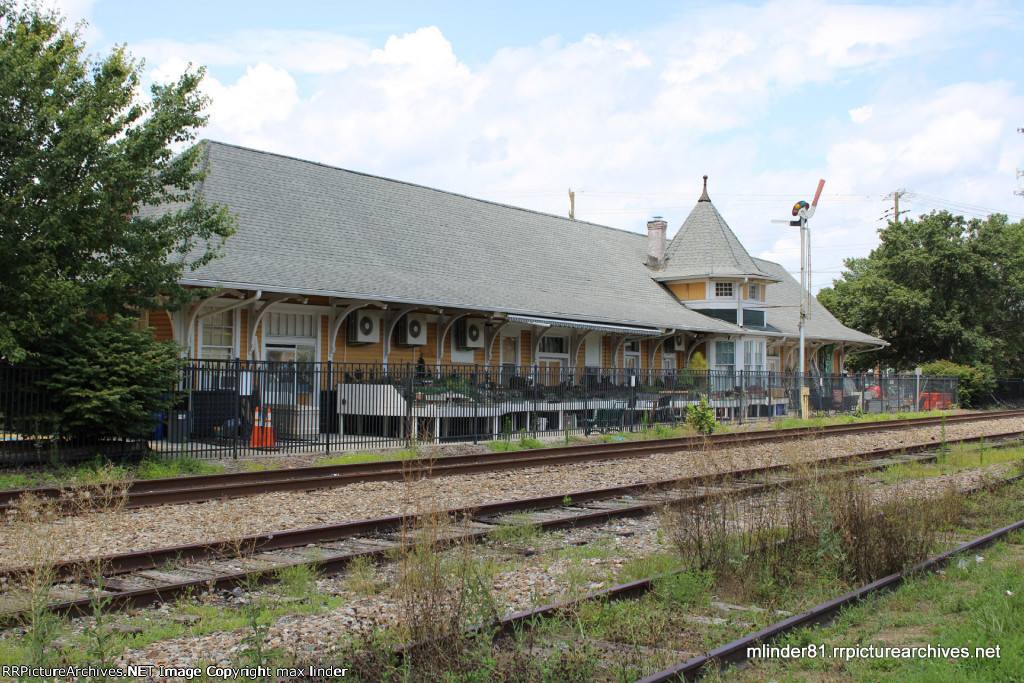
xmin=145 ymin=142 xmax=886 ymax=448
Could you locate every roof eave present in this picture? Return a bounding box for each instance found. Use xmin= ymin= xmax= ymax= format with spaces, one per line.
xmin=177 ymin=278 xmax=740 ymax=335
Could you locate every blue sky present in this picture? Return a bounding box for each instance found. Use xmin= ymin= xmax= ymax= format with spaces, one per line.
xmin=51 ymin=0 xmax=1024 ymax=290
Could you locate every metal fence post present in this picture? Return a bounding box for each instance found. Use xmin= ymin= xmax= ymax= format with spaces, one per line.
xmin=406 ymin=362 xmax=413 ymax=448
xmin=326 ymin=360 xmax=333 ymax=455
xmin=473 ymin=364 xmax=480 ymax=445
xmin=233 ymin=358 xmax=241 ymax=459
xmin=738 ymin=369 xmax=744 ymax=426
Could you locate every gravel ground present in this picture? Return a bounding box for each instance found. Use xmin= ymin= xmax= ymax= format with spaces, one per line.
xmin=96 ymin=461 xmax=1020 ymax=675
xmin=1 ymin=416 xmax=1022 ymax=568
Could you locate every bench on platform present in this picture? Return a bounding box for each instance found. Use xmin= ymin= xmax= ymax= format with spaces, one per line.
xmin=584 ymin=408 xmax=625 ymax=435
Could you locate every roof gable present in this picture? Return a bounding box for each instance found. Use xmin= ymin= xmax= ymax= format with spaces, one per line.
xmin=656 ymin=177 xmax=776 ymax=282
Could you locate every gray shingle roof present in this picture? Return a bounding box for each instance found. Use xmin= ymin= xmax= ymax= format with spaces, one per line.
xmin=177 ymin=142 xmax=743 ymax=334
xmin=656 ymin=186 xmax=777 ymax=282
xmin=753 ymin=258 xmax=884 ymax=346
xmin=166 ymin=142 xmax=883 ymax=348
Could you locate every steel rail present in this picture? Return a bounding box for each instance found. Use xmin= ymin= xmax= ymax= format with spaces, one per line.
xmin=365 ymin=473 xmax=1024 ymax=669
xmin=5 ymin=428 xmax=1014 ymax=583
xmin=636 ymin=499 xmax=1024 ymax=682
xmin=2 ymin=410 xmax=1022 ymax=513
xmin=2 ymin=430 xmax=1020 ymax=624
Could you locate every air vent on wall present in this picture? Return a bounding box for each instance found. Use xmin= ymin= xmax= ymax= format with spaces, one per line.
xmin=455 ymin=318 xmax=485 ymax=349
xmin=347 ymin=311 xmax=381 ymax=344
xmin=396 ymin=313 xmax=428 ymax=346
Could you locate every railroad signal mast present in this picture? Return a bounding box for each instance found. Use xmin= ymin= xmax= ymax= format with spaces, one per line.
xmin=772 ymin=179 xmax=825 ymax=385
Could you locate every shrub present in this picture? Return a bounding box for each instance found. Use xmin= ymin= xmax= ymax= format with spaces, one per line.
xmin=38 ymin=316 xmax=184 ymax=441
xmin=920 ymin=360 xmax=995 ymax=408
xmin=686 ymin=397 xmax=718 ymax=435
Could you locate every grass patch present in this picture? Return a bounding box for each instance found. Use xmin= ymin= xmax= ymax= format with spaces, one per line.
xmin=0 ymin=453 xmax=224 ymax=490
xmin=877 ymin=443 xmax=1024 ymax=483
xmin=135 ymin=455 xmax=224 ymax=479
xmin=489 ymin=513 xmax=542 ymax=543
xmin=317 ymin=447 xmax=422 ymax=466
xmin=488 ymin=436 xmax=545 ymax=452
xmin=727 ymin=531 xmax=1024 ymax=681
xmin=771 ymin=409 xmax=952 ymax=430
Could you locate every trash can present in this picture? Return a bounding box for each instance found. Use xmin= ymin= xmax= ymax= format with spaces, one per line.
xmin=169 ymin=410 xmax=192 ymax=442
xmin=151 ymin=412 xmax=166 ymax=440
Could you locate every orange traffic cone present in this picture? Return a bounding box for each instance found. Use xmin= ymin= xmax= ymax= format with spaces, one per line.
xmin=263 ymin=408 xmax=276 ymax=449
xmin=250 ymin=407 xmax=264 ymax=448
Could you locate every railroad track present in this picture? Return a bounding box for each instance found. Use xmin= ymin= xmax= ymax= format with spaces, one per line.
xmin=2 ymin=409 xmax=1022 ymax=513
xmin=2 ymin=428 xmax=1020 ymax=625
xmin=636 ymin=495 xmax=1024 ymax=682
xmin=448 ymin=475 xmax=1024 ymax=683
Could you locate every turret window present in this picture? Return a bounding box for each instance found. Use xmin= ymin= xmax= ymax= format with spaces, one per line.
xmin=715 ymin=282 xmax=733 ymax=297
xmin=747 ymin=283 xmax=760 ymax=300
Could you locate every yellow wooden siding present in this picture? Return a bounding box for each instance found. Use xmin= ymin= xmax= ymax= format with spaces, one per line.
xmin=150 ymin=310 xmax=173 ymax=342
xmin=239 ymin=310 xmax=249 ymax=358
xmin=667 ymin=281 xmax=706 ymax=301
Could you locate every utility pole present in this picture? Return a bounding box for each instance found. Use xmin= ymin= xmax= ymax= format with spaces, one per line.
xmin=885 ymin=188 xmax=908 ymax=223
xmin=568 ymin=188 xmax=575 ymax=220
xmin=1016 ymin=127 xmax=1023 ymax=198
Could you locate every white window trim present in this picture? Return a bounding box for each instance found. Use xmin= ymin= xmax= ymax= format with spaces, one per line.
xmin=715 ymin=281 xmax=734 ymax=298
xmin=198 ymin=307 xmax=240 ymax=360
xmin=712 ymin=339 xmax=736 ymax=373
xmin=743 ymin=339 xmax=765 ymax=372
xmin=262 ymin=312 xmax=321 ymax=363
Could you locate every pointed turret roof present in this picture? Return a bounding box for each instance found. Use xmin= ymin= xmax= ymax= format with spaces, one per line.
xmin=654 ymin=176 xmax=778 ymax=282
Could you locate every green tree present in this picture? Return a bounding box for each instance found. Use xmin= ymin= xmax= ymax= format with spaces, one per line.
xmin=817 ymin=211 xmax=1024 ymax=375
xmin=0 ymin=2 xmax=234 ymax=362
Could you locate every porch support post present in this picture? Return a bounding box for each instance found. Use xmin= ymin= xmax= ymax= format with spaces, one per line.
xmin=436 ymin=312 xmax=471 ymax=371
xmin=327 ymin=304 xmax=363 ymax=363
xmin=382 ymin=306 xmax=414 ymax=371
xmin=484 ymin=320 xmax=510 ymax=368
xmin=571 ymin=330 xmax=598 ymax=370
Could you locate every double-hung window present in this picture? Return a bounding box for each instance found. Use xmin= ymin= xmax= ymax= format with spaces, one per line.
xmin=743 ymin=340 xmax=763 ymax=372
xmin=715 ymin=341 xmax=735 ymax=374
xmin=201 ymin=310 xmax=235 ymax=360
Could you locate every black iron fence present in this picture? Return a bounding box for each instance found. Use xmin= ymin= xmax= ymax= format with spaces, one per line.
xmin=987 ymin=378 xmax=1024 ymax=407
xmin=1 ymin=361 xmax=958 ymax=463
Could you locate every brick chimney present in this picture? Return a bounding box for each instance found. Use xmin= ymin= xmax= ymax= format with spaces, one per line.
xmin=647 ymin=217 xmax=667 ymax=270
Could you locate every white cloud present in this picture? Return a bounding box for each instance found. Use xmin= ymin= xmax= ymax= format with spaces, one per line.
xmin=121 ymin=0 xmax=1022 ymax=289
xmin=849 ymin=105 xmax=873 ymax=123
xmin=136 ymin=30 xmax=369 ymax=75
xmin=203 ymin=63 xmax=299 ymax=135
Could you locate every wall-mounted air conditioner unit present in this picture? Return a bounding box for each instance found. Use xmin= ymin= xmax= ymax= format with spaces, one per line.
xmin=664 ymin=334 xmax=685 ymax=353
xmin=347 ymin=310 xmax=382 ymax=345
xmin=455 ymin=318 xmax=485 ymax=349
xmin=396 ymin=313 xmax=428 ymax=346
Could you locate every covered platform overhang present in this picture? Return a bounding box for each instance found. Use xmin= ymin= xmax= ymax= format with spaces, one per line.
xmin=505 ymin=315 xmax=663 ymax=336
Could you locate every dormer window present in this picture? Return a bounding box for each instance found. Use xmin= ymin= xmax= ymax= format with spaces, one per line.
xmin=715 ymin=282 xmax=733 ymax=297
xmin=747 ymin=283 xmax=760 ymax=300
